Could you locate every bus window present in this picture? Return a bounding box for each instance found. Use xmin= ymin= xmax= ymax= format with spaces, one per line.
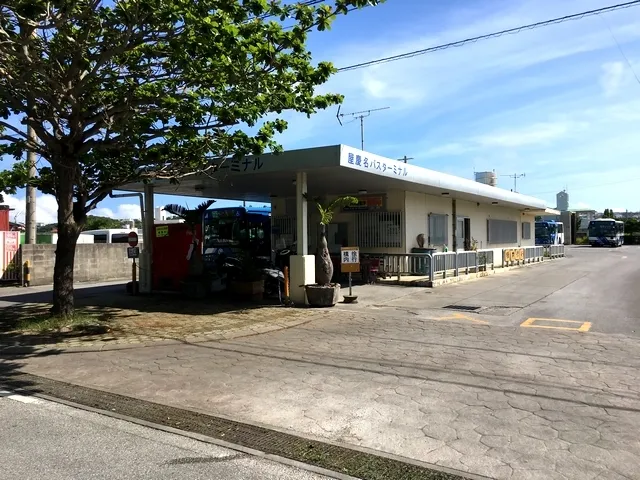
xmin=93 ymin=234 xmax=107 ymax=243
xmin=557 ymin=223 xmax=564 ymax=233
xmin=111 ymin=234 xmax=130 ymax=243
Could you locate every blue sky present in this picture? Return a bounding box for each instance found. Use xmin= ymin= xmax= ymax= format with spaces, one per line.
xmin=3 ymin=0 xmax=640 ymax=222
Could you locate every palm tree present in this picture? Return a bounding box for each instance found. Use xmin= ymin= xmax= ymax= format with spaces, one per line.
xmin=307 ymin=195 xmax=359 ymax=285
xmin=163 ymin=200 xmax=216 ymax=277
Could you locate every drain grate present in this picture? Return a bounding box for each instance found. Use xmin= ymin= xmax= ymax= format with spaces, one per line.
xmin=3 ymin=372 xmax=469 ymax=480
xmin=442 ymin=305 xmax=481 ymax=311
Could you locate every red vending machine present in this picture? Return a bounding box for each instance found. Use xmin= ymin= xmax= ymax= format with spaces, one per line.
xmin=152 ymin=223 xmax=203 ymax=291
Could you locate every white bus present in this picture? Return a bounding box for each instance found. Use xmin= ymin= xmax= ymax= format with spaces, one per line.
xmin=588 ymin=219 xmax=624 ymax=247
xmin=82 ymin=229 xmax=142 ymax=244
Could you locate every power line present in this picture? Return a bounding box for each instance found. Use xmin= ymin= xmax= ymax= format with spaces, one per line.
xmin=337 ymin=0 xmax=640 ymax=72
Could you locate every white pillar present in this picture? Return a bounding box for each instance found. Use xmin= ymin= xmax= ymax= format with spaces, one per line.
xmin=140 ymin=184 xmax=154 ymax=293
xmin=296 ymin=171 xmax=308 ymax=255
xmin=290 ymin=171 xmax=314 ymax=304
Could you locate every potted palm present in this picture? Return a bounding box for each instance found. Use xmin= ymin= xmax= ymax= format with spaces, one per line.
xmin=304 ymin=195 xmax=358 ymax=307
xmin=163 ymin=199 xmax=216 ymax=298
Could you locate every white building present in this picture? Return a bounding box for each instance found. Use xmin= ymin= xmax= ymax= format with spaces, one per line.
xmin=121 ymin=144 xmax=558 ymax=302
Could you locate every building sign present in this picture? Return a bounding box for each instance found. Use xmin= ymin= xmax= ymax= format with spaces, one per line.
xmin=341 ymin=246 xmax=360 ymax=273
xmin=343 ymin=195 xmax=385 ymax=211
xmin=156 ymin=225 xmax=169 ymax=237
xmin=503 ymin=248 xmax=525 ymax=263
xmin=218 ymin=156 xmax=264 ymax=173
xmin=343 ymin=150 xmax=409 ymax=178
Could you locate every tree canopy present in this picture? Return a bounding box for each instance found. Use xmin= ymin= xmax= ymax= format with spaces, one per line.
xmin=0 ymin=0 xmax=382 ymax=316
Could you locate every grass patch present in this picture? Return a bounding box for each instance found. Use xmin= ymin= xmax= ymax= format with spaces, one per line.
xmin=15 ymin=311 xmax=111 ymax=335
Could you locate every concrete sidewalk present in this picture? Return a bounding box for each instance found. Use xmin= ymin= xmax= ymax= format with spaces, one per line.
xmin=6 ymin=308 xmax=640 ymax=480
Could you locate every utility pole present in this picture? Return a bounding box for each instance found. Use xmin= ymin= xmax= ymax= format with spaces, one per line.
xmin=398 ymin=155 xmax=413 ymax=164
xmin=25 ymin=124 xmax=37 ymax=244
xmin=501 ymin=172 xmax=526 ymax=192
xmin=336 ymin=106 xmax=390 ymax=151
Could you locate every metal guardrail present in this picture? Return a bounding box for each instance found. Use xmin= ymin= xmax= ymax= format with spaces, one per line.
xmin=379 ymin=244 xmax=565 ymax=283
xmin=381 ymin=249 xmax=496 ymax=281
xmin=381 ymin=253 xmax=432 ymax=281
xmin=546 ymin=245 xmax=565 ymax=258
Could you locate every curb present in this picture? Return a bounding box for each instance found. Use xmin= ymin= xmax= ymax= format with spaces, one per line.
xmin=5 ymin=388 xmax=362 ymax=480
xmin=2 ymin=372 xmax=482 ymax=480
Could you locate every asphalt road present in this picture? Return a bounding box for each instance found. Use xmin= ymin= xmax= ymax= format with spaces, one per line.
xmin=0 ymin=393 xmax=332 ymax=480
xmin=347 ymin=245 xmax=640 ymax=336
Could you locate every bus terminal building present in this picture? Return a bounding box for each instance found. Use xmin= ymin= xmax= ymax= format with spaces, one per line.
xmin=121 ymin=144 xmax=559 ymax=303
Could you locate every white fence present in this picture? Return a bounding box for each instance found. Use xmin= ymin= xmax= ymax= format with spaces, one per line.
xmin=379 ymin=245 xmax=563 ymax=283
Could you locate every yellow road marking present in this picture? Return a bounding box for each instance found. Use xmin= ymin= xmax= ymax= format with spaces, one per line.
xmin=431 ymin=312 xmax=489 ymax=325
xmin=520 ymin=317 xmax=591 ymax=332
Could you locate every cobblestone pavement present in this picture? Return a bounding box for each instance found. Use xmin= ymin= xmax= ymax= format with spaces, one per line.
xmin=7 ymin=310 xmax=640 ymax=480
xmin=0 ymin=313 xmax=312 ymax=350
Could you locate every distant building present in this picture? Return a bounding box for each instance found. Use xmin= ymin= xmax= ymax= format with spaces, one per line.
xmin=571 ymin=209 xmax=596 ymax=233
xmin=556 ymin=190 xmax=569 ymax=212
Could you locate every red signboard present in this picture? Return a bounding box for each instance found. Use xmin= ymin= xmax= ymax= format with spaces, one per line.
xmin=0 ymin=206 xmax=9 ymax=232
xmin=1 ymin=231 xmax=19 ymax=281
xmin=343 ymin=195 xmax=385 ymax=211
xmin=128 ymin=231 xmax=139 ymax=247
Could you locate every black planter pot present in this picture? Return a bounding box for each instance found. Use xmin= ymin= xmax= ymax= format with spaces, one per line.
xmin=304 ymin=284 xmax=340 ymax=307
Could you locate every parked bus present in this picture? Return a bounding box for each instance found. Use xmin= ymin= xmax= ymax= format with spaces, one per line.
xmin=202 ymin=206 xmax=271 ymax=259
xmin=588 ymin=219 xmax=624 ymax=247
xmin=82 ymin=228 xmax=141 ymax=244
xmin=535 ymin=220 xmax=564 ymax=245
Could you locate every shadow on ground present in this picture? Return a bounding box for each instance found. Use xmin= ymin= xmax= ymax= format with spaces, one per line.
xmin=0 ymin=282 xmax=287 ymax=343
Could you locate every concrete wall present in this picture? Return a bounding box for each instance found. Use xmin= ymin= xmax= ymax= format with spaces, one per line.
xmin=405 ymin=192 xmax=535 ymax=252
xmin=21 ymin=244 xmax=135 ymax=286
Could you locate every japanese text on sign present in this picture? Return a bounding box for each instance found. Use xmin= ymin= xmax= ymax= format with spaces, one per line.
xmin=156 ymin=225 xmax=169 ymax=237
xmin=346 ymin=151 xmax=408 ymax=178
xmin=219 ymin=156 xmax=264 ymax=172
xmin=341 ymin=247 xmax=360 ymax=273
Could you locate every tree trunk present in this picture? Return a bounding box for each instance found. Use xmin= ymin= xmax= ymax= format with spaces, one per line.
xmin=315 ymin=224 xmax=333 ymax=285
xmin=51 ymin=169 xmax=80 ymax=318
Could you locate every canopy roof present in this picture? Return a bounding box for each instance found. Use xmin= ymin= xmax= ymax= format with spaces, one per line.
xmin=120 ymin=145 xmax=550 ymax=211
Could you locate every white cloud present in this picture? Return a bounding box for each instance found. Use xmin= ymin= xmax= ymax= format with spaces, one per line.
xmin=600 ymin=61 xmax=625 ymax=97
xmin=93 ymin=203 xmax=141 ymax=220
xmin=474 ymin=121 xmax=579 ymax=148
xmin=2 ymin=193 xmax=58 ymax=224
xmin=321 ymin=0 xmax=640 ymax=116
xmin=1 ymin=193 xmax=141 ymax=224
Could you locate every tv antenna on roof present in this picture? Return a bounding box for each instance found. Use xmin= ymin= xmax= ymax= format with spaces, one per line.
xmin=336 ymin=105 xmax=390 ymax=151
xmin=501 ymin=172 xmax=526 ymax=192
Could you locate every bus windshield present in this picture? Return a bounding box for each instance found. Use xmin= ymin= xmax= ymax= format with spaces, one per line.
xmin=203 ymin=207 xmax=270 ymax=256
xmin=535 ymin=223 xmax=556 ymax=237
xmin=589 ymin=221 xmax=616 ymax=236
xmin=203 ymin=210 xmax=243 ymax=248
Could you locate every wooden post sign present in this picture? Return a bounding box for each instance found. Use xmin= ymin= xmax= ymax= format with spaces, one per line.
xmin=341 ymin=247 xmax=360 ymax=273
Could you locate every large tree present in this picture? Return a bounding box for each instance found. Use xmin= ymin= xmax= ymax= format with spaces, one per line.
xmin=0 ymin=0 xmax=381 ymax=317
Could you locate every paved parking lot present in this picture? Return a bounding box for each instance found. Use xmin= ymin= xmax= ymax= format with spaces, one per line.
xmin=4 ymin=246 xmax=640 ymax=479
xmin=344 ymin=245 xmax=640 ymax=336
